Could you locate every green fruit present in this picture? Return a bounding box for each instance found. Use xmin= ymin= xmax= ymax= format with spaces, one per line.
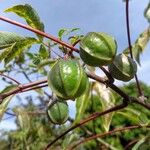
xmin=80 ymin=32 xmax=117 ymax=66
xmin=48 ymin=59 xmax=89 ymax=99
xmin=47 ymin=100 xmax=69 ymax=124
xmin=108 ymin=54 xmax=137 ymax=82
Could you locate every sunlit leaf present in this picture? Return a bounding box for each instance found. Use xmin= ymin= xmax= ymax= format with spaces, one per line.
xmin=117 ymin=112 xmax=140 ymax=123
xmin=74 ymin=83 xmax=90 ymax=125
xmin=0 ymin=31 xmax=25 ymax=50
xmin=0 ymin=95 xmax=14 ymax=121
xmin=5 ymin=4 xmax=44 ymax=40
xmin=123 ymin=28 xmax=150 ymax=65
xmin=0 ymin=85 xmax=18 ymax=121
xmin=4 ymin=37 xmax=38 ymax=64
xmin=94 ymin=82 xmax=115 ymax=132
xmin=118 ymin=107 xmax=150 ymax=125
xmin=138 ymin=113 xmax=150 ymax=126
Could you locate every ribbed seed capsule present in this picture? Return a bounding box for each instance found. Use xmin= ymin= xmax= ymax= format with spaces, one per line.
xmin=108 ymin=54 xmax=137 ymax=82
xmin=48 ymin=59 xmax=89 ymax=100
xmin=47 ymin=100 xmax=69 ymax=124
xmin=80 ymin=32 xmax=117 ymax=66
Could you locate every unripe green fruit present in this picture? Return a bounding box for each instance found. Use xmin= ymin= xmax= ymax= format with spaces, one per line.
xmin=48 ymin=59 xmax=89 ymax=99
xmin=80 ymin=32 xmax=117 ymax=66
xmin=47 ymin=100 xmax=69 ymax=124
xmin=108 ymin=54 xmax=137 ymax=82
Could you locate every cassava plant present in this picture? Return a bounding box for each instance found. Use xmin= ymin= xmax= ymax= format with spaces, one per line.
xmin=0 ymin=0 xmax=150 ymax=150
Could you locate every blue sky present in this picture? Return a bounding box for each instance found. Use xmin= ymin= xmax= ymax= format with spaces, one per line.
xmin=0 ymin=0 xmax=150 ymax=130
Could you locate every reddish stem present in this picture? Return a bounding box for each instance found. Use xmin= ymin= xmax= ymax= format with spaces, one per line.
xmin=22 ymin=84 xmax=48 ymax=92
xmin=0 ymin=78 xmax=47 ymax=102
xmin=69 ymin=125 xmax=150 ymax=150
xmin=0 ymin=16 xmax=79 ymax=52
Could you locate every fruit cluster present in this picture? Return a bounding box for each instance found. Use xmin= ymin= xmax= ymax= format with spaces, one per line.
xmin=47 ymin=32 xmax=137 ymax=124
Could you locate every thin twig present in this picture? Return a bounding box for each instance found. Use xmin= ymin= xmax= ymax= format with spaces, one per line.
xmin=125 ymin=0 xmax=143 ymax=96
xmin=68 ymin=125 xmax=150 ymax=150
xmin=0 ymin=16 xmax=79 ymax=53
xmin=124 ymin=139 xmax=139 ymax=150
xmin=100 ymin=67 xmax=114 ymax=84
xmin=0 ymin=78 xmax=47 ymax=102
xmin=0 ymin=73 xmax=21 ymax=85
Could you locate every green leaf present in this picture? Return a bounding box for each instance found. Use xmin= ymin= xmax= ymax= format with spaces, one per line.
xmin=144 ymin=2 xmax=150 ymax=23
xmin=0 ymin=31 xmax=25 ymax=50
xmin=39 ymin=44 xmax=49 ymax=59
xmin=118 ymin=107 xmax=150 ymax=125
xmin=32 ymin=56 xmax=41 ymax=65
xmin=123 ymin=28 xmax=150 ymax=65
xmin=138 ymin=113 xmax=150 ymax=126
xmin=5 ymin=4 xmax=44 ymax=40
xmin=0 ymin=85 xmax=18 ymax=121
xmin=117 ymin=112 xmax=140 ymax=123
xmin=94 ymin=82 xmax=115 ymax=132
xmin=26 ymin=52 xmax=34 ymax=59
xmin=58 ymin=28 xmax=80 ymax=40
xmin=4 ymin=37 xmax=38 ymax=65
xmin=0 ymin=95 xmax=14 ymax=121
xmin=70 ymin=28 xmax=80 ymax=32
xmin=58 ymin=29 xmax=67 ymax=39
xmin=74 ymin=83 xmax=90 ymax=125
